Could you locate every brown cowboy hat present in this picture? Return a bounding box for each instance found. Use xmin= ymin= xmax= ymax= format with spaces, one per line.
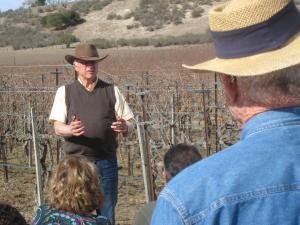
xmin=183 ymin=0 xmax=300 ymax=76
xmin=65 ymin=43 xmax=108 ymax=65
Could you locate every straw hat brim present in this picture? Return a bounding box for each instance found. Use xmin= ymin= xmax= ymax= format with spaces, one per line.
xmin=183 ymin=32 xmax=300 ymax=76
xmin=65 ymin=55 xmax=108 ymax=65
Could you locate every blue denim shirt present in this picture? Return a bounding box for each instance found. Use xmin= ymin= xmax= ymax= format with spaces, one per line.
xmin=151 ymin=107 xmax=300 ymax=225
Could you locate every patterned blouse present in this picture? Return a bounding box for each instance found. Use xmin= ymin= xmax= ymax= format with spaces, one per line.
xmin=31 ymin=204 xmax=111 ymax=225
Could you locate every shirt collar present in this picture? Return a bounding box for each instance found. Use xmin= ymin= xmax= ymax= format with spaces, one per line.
xmin=77 ymin=77 xmax=98 ymax=92
xmin=240 ymin=106 xmax=300 ymax=140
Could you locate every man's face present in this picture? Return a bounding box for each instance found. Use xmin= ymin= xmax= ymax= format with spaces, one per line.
xmin=74 ymin=60 xmax=99 ymax=81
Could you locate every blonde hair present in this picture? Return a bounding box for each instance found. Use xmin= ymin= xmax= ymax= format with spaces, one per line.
xmin=47 ymin=155 xmax=104 ymax=214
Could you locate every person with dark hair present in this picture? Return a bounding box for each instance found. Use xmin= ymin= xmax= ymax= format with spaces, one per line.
xmin=0 ymin=202 xmax=27 ymax=225
xmin=163 ymin=144 xmax=202 ymax=179
xmin=151 ymin=0 xmax=300 ymax=224
xmin=49 ymin=43 xmax=134 ymax=225
xmin=133 ymin=144 xmax=202 ymax=225
xmin=31 ymin=155 xmax=111 ymax=225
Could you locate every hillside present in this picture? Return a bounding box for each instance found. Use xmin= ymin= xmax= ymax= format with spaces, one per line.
xmin=1 ymin=0 xmax=300 ymax=50
xmin=72 ymin=0 xmax=212 ymax=41
xmin=0 ymin=0 xmax=225 ymax=49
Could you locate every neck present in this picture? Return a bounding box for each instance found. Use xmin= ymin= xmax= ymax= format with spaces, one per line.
xmin=229 ymin=99 xmax=300 ymax=125
xmin=229 ymin=105 xmax=268 ymax=125
xmin=78 ymin=76 xmax=96 ymax=89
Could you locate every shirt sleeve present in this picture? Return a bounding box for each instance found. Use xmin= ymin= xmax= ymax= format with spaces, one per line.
xmin=49 ymin=86 xmax=67 ymax=124
xmin=114 ymin=86 xmax=134 ymax=121
xmin=150 ymin=192 xmax=185 ymax=225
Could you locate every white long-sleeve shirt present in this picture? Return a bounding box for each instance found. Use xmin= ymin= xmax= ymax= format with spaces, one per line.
xmin=49 ymin=78 xmax=134 ymax=132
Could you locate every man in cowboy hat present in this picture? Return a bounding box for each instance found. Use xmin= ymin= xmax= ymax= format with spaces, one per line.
xmin=151 ymin=0 xmax=300 ymax=224
xmin=49 ymin=43 xmax=134 ymax=225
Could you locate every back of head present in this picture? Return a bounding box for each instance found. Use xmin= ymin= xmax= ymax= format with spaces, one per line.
xmin=236 ymin=65 xmax=300 ymax=107
xmin=164 ymin=144 xmax=202 ymax=179
xmin=48 ymin=155 xmax=104 ymax=214
xmin=0 ymin=202 xmax=27 ymax=225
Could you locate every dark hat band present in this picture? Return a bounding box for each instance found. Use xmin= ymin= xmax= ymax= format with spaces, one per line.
xmin=211 ymin=1 xmax=300 ymax=58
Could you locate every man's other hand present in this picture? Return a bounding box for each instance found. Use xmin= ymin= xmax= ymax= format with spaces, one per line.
xmin=111 ymin=116 xmax=128 ymax=135
xmin=70 ymin=115 xmax=85 ymax=136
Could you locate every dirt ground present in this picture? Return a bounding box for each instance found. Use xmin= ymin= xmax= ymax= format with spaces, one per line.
xmin=0 ymin=43 xmax=214 ymax=68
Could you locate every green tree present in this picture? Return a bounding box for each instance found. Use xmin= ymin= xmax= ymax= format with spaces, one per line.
xmin=58 ymin=32 xmax=78 ymax=48
xmin=40 ymin=10 xmax=83 ymax=30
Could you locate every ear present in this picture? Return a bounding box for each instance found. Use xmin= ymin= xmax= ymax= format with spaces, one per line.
xmin=73 ymin=61 xmax=80 ymax=72
xmin=162 ymin=170 xmax=169 ymax=185
xmin=220 ymin=74 xmax=238 ymax=105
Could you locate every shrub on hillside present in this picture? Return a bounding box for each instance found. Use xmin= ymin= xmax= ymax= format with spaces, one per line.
xmin=0 ymin=24 xmax=81 ymax=49
xmin=41 ymin=10 xmax=83 ymax=30
xmin=126 ymin=23 xmax=140 ymax=30
xmin=182 ymin=2 xmax=193 ymax=10
xmin=107 ymin=12 xmax=117 ymax=20
xmin=107 ymin=12 xmax=122 ymax=20
xmin=71 ymin=1 xmax=94 ymax=14
xmin=191 ymin=7 xmax=204 ymax=18
xmin=129 ymin=38 xmax=150 ymax=47
xmin=199 ymin=0 xmax=213 ymax=5
xmin=91 ymin=38 xmax=117 ymax=49
xmin=133 ymin=0 xmax=185 ymax=30
xmin=89 ymin=32 xmax=211 ymax=49
xmin=57 ymin=32 xmax=78 ymax=48
xmin=93 ymin=0 xmax=113 ymax=11
xmin=123 ymin=11 xmax=133 ymax=19
xmin=171 ymin=6 xmax=184 ymax=24
xmin=154 ymin=33 xmax=211 ymax=47
xmin=63 ymin=10 xmax=83 ymax=25
xmin=117 ymin=38 xmax=129 ymax=47
xmin=116 ymin=14 xmax=123 ymax=20
xmin=0 ymin=26 xmax=60 ymax=49
xmin=0 ymin=8 xmax=39 ymax=25
xmin=71 ymin=0 xmax=112 ymax=14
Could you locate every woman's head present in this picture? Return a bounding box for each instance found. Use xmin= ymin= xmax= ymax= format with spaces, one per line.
xmin=48 ymin=155 xmax=103 ymax=214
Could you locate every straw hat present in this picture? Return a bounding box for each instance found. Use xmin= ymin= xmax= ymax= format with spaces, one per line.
xmin=65 ymin=43 xmax=108 ymax=65
xmin=183 ymin=0 xmax=300 ymax=76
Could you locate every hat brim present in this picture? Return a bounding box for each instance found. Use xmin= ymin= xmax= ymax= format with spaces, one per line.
xmin=65 ymin=55 xmax=108 ymax=65
xmin=183 ymin=32 xmax=300 ymax=76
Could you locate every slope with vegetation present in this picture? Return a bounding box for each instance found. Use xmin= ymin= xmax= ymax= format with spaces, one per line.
xmin=2 ymin=0 xmax=299 ymax=50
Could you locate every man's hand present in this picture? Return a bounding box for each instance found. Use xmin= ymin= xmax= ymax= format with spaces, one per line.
xmin=53 ymin=115 xmax=85 ymax=137
xmin=111 ymin=116 xmax=128 ymax=135
xmin=70 ymin=115 xmax=85 ymax=136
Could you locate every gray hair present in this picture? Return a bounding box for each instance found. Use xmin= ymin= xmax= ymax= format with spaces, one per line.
xmin=236 ymin=64 xmax=300 ymax=105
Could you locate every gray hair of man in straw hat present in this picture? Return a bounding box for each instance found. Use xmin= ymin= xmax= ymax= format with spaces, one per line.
xmin=235 ymin=65 xmax=300 ymax=106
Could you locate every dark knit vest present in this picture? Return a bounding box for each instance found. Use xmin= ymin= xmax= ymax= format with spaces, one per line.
xmin=64 ymin=80 xmax=117 ymax=160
